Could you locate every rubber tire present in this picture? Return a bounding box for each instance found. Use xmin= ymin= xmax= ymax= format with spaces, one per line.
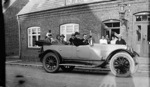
xmin=110 ymin=52 xmax=135 ymax=77
xmin=60 ymin=66 xmax=75 ymax=72
xmin=43 ymin=52 xmax=60 ymax=73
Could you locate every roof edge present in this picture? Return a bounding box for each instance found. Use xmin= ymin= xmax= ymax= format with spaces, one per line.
xmin=17 ymin=0 xmax=119 ymax=16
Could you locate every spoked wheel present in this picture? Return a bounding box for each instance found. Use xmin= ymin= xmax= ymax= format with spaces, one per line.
xmin=43 ymin=53 xmax=60 ymax=73
xmin=110 ymin=52 xmax=135 ymax=77
xmin=60 ymin=66 xmax=75 ymax=72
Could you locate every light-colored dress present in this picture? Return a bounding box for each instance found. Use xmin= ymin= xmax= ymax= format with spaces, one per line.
xmin=110 ymin=39 xmax=117 ymax=44
xmin=99 ymin=39 xmax=108 ymax=44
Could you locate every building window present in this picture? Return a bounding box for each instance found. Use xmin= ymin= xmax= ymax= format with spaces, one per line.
xmin=104 ymin=20 xmax=120 ymax=37
xmin=60 ymin=23 xmax=79 ymax=41
xmin=135 ymin=12 xmax=150 ymax=22
xmin=28 ymin=27 xmax=41 ymax=48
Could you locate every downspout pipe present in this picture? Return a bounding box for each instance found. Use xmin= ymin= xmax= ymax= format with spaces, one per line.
xmin=16 ymin=15 xmax=21 ymax=59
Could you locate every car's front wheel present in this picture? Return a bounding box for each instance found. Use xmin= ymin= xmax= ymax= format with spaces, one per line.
xmin=60 ymin=66 xmax=75 ymax=72
xmin=110 ymin=52 xmax=135 ymax=77
xmin=43 ymin=52 xmax=60 ymax=73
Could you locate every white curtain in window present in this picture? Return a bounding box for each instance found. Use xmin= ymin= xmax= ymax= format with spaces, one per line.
xmin=60 ymin=23 xmax=79 ymax=41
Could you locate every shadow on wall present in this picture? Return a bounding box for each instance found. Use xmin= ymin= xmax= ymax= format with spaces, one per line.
xmin=4 ymin=0 xmax=29 ymax=56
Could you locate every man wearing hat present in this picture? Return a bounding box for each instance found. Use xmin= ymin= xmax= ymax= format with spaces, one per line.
xmin=73 ymin=32 xmax=84 ymax=46
xmin=60 ymin=34 xmax=68 ymax=45
xmin=69 ymin=34 xmax=75 ymax=45
xmin=116 ymin=34 xmax=126 ymax=45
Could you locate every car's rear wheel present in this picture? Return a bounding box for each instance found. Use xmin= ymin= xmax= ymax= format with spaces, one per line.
xmin=110 ymin=52 xmax=135 ymax=77
xmin=43 ymin=52 xmax=60 ymax=73
xmin=60 ymin=66 xmax=75 ymax=72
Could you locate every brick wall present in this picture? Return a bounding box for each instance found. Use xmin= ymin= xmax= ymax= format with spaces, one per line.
xmin=4 ymin=0 xmax=29 ymax=56
xmin=19 ymin=4 xmax=104 ymax=60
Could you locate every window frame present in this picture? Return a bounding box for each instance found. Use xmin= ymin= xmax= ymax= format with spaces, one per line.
xmin=134 ymin=11 xmax=150 ymax=22
xmin=27 ymin=27 xmax=41 ymax=48
xmin=60 ymin=23 xmax=79 ymax=41
xmin=103 ymin=19 xmax=121 ymax=35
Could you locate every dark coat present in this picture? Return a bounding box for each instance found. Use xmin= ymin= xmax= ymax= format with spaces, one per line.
xmin=73 ymin=38 xmax=84 ymax=46
xmin=116 ymin=39 xmax=126 ymax=45
xmin=69 ymin=38 xmax=74 ymax=45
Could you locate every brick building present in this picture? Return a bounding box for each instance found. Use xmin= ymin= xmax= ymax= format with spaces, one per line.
xmin=17 ymin=0 xmax=150 ymax=60
xmin=4 ymin=0 xmax=29 ymax=56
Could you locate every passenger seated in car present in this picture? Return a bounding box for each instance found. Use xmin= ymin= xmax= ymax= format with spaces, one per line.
xmin=69 ymin=34 xmax=75 ymax=45
xmin=52 ymin=34 xmax=61 ymax=45
xmin=73 ymin=32 xmax=84 ymax=46
xmin=60 ymin=34 xmax=69 ymax=45
xmin=99 ymin=36 xmax=108 ymax=44
xmin=82 ymin=34 xmax=89 ymax=45
xmin=45 ymin=30 xmax=52 ymax=38
xmin=110 ymin=36 xmax=117 ymax=44
xmin=116 ymin=34 xmax=126 ymax=45
xmin=45 ymin=34 xmax=54 ymax=44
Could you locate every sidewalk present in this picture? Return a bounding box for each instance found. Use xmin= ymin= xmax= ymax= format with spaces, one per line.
xmin=137 ymin=57 xmax=150 ymax=73
xmin=5 ymin=56 xmax=150 ymax=73
xmin=6 ymin=56 xmax=42 ymax=67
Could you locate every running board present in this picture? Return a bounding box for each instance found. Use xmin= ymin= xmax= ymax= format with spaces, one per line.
xmin=59 ymin=63 xmax=110 ymax=70
xmin=59 ymin=64 xmax=110 ymax=71
xmin=59 ymin=63 xmax=96 ymax=68
xmin=75 ymin=67 xmax=110 ymax=71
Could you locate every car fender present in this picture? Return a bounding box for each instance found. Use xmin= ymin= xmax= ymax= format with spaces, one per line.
xmin=106 ymin=49 xmax=138 ymax=63
xmin=39 ymin=49 xmax=62 ymax=62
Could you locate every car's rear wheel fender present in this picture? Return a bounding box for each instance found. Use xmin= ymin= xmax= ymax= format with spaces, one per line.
xmin=41 ymin=50 xmax=62 ymax=62
xmin=43 ymin=52 xmax=60 ymax=73
xmin=109 ymin=52 xmax=135 ymax=77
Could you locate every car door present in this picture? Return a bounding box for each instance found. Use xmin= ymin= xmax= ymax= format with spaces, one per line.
xmin=58 ymin=45 xmax=76 ymax=59
xmin=76 ymin=45 xmax=90 ymax=60
xmin=89 ymin=44 xmax=103 ymax=60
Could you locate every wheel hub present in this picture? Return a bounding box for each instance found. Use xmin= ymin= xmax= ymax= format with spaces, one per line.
xmin=46 ymin=56 xmax=57 ymax=69
xmin=114 ymin=57 xmax=130 ymax=74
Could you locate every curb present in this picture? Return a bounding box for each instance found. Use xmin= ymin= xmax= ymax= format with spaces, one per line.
xmin=6 ymin=62 xmax=43 ymax=68
xmin=6 ymin=56 xmax=19 ymax=59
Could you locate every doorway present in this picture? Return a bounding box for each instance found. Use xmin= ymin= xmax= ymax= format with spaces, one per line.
xmin=134 ymin=11 xmax=150 ymax=57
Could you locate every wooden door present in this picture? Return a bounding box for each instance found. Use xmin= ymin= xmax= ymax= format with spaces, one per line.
xmin=141 ymin=23 xmax=149 ymax=57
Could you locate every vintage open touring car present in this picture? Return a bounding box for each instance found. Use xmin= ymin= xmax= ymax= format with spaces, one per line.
xmin=36 ymin=39 xmax=139 ymax=77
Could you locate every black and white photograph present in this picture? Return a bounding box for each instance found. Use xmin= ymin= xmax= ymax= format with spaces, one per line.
xmin=1 ymin=0 xmax=150 ymax=87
